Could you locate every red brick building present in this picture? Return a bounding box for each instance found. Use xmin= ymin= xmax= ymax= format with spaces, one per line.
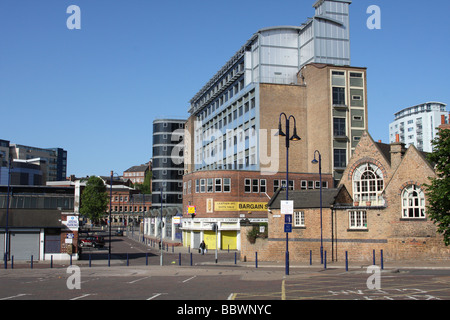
xmin=241 ymin=131 xmax=450 ymax=263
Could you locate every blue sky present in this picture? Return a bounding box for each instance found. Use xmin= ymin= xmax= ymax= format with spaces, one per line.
xmin=1 ymin=0 xmax=449 ymax=177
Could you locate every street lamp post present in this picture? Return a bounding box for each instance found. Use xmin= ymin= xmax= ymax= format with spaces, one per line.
xmin=160 ymin=188 xmax=163 ymax=266
xmin=109 ymin=171 xmax=113 ymax=257
xmin=3 ymin=155 xmax=12 ymax=269
xmin=278 ymin=112 xmax=301 ymax=276
xmin=312 ymin=150 xmax=323 ymax=264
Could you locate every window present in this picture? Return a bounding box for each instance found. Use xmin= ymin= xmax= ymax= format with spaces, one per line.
xmin=200 ymin=179 xmax=206 ymax=193
xmin=195 ymin=179 xmax=199 ymax=193
xmin=332 ymin=87 xmax=346 ymax=105
xmin=349 ymin=210 xmax=367 ymax=229
xmin=294 ymin=211 xmax=305 ymax=227
xmin=252 ymin=179 xmax=259 ymax=193
xmin=333 ymin=118 xmax=346 ymax=137
xmin=301 ymin=181 xmax=307 ymax=190
xmin=352 ymin=163 xmax=384 ymax=205
xmin=260 ymin=179 xmax=266 ymax=193
xmin=207 ymin=178 xmax=213 ymax=193
xmin=244 ymin=179 xmax=251 ymax=193
xmin=274 ymin=180 xmax=294 ymax=192
xmin=223 ymin=178 xmax=231 ymax=192
xmin=334 ymin=149 xmax=347 ymax=168
xmin=215 ymin=178 xmax=222 ymax=192
xmin=402 ymin=185 xmax=425 ymax=219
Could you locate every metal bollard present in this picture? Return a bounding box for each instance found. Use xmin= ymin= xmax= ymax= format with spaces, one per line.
xmin=255 ymin=252 xmax=258 ymax=268
xmin=179 ymin=253 xmax=181 ymax=266
xmin=31 ymin=255 xmax=33 ymax=269
xmin=381 ymin=249 xmax=384 ymax=270
xmin=324 ymin=251 xmax=327 ymax=270
xmin=373 ymin=249 xmax=376 ymax=265
xmin=51 ymin=255 xmax=53 ymax=269
xmin=89 ymin=254 xmax=92 ymax=268
xmin=345 ymin=251 xmax=348 ymax=271
xmin=234 ymin=252 xmax=237 ymax=265
xmin=11 ymin=256 xmax=14 ymax=269
xmin=310 ymin=250 xmax=312 ymax=265
xmin=190 ymin=253 xmax=193 ymax=266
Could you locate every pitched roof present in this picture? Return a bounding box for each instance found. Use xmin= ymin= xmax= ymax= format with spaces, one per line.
xmin=124 ymin=165 xmax=149 ymax=173
xmin=268 ymin=185 xmax=352 ymax=209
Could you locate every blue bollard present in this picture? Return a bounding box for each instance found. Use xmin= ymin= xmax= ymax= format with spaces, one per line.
xmin=31 ymin=255 xmax=33 ymax=269
xmin=373 ymin=249 xmax=376 ymax=265
xmin=234 ymin=252 xmax=237 ymax=265
xmin=190 ymin=253 xmax=193 ymax=266
xmin=324 ymin=251 xmax=327 ymax=270
xmin=310 ymin=250 xmax=312 ymax=265
xmin=108 ymin=254 xmax=111 ymax=267
xmin=381 ymin=249 xmax=384 ymax=270
xmin=179 ymin=253 xmax=181 ymax=266
xmin=11 ymin=256 xmax=13 ymax=269
xmin=255 ymin=252 xmax=258 ymax=268
xmin=346 ymin=251 xmax=349 ymax=271
xmin=51 ymin=255 xmax=53 ymax=269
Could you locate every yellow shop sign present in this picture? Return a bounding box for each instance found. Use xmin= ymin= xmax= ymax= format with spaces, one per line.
xmin=214 ymin=202 xmax=268 ymax=212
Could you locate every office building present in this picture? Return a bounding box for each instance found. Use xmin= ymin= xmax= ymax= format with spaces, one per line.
xmin=4 ymin=141 xmax=68 ymax=182
xmin=182 ymin=0 xmax=369 ymax=251
xmin=389 ymin=102 xmax=448 ymax=152
xmin=151 ymin=119 xmax=185 ymax=209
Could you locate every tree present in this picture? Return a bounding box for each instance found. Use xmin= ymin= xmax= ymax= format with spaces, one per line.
xmin=80 ymin=176 xmax=109 ymax=224
xmin=132 ymin=171 xmax=152 ymax=194
xmin=425 ymin=128 xmax=450 ymax=245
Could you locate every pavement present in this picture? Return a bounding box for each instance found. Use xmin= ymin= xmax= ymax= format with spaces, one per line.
xmin=4 ymin=230 xmax=450 ymax=272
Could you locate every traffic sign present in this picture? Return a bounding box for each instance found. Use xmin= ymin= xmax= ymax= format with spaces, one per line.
xmin=284 ymin=224 xmax=292 ymax=233
xmin=285 ymin=214 xmax=293 ymax=224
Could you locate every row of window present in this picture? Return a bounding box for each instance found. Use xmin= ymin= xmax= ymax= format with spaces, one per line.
xmin=183 ymin=178 xmax=328 ymax=195
xmin=294 ymin=198 xmax=425 ymax=231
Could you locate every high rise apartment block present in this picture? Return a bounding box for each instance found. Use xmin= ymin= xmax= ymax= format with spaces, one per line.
xmin=389 ymin=102 xmax=448 ymax=152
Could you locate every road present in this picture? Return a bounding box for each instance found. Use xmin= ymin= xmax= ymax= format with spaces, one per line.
xmin=1 ymin=234 xmax=450 ymax=311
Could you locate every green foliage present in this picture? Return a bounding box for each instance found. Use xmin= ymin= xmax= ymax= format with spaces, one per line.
xmin=132 ymin=171 xmax=152 ymax=194
xmin=425 ymin=128 xmax=450 ymax=245
xmin=246 ymin=223 xmax=268 ymax=244
xmin=80 ymin=176 xmax=109 ymax=224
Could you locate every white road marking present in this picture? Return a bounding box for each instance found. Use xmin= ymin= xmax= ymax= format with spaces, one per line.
xmin=182 ymin=276 xmax=197 ymax=283
xmin=127 ymin=277 xmax=150 ymax=284
xmin=0 ymin=294 xmax=29 ymax=300
xmin=70 ymin=294 xmax=93 ymax=300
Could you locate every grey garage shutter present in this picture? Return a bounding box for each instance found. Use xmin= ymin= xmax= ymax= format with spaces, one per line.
xmin=10 ymin=232 xmax=40 ymax=260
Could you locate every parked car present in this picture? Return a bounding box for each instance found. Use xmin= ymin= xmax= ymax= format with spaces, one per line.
xmin=115 ymin=229 xmax=124 ymax=236
xmin=79 ymin=235 xmax=105 ymax=248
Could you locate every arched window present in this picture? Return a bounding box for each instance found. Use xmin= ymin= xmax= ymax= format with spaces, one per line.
xmin=352 ymin=163 xmax=385 ymax=206
xmin=402 ymin=185 xmax=425 ymax=219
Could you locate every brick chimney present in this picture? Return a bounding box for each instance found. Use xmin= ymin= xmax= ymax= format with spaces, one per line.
xmin=390 ymin=134 xmax=406 ymax=171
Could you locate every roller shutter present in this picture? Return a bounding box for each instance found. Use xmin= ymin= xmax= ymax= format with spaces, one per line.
xmin=10 ymin=232 xmax=40 ymax=260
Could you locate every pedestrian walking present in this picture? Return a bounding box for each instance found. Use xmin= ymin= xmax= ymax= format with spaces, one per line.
xmin=200 ymin=240 xmax=206 ymax=255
